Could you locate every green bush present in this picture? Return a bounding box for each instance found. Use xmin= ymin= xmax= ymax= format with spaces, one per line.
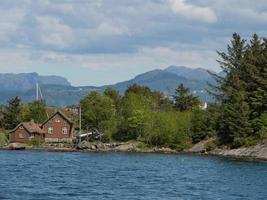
xmin=27 ymin=137 xmax=41 ymax=147
xmin=190 ymin=107 xmax=218 ymax=144
xmin=257 ymin=114 xmax=267 ymax=139
xmin=0 ymin=132 xmax=8 ymax=147
xmin=143 ymin=111 xmax=192 ymax=148
xmin=101 ymin=133 xmax=111 ymax=143
xmin=205 ymin=141 xmax=216 ymax=151
xmin=137 ymin=142 xmax=148 ymax=149
xmin=232 ymin=136 xmax=258 ymax=148
xmin=258 ymin=127 xmax=267 ymax=140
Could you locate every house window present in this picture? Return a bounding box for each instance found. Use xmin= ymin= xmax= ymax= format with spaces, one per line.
xmin=19 ymin=126 xmax=23 ymax=129
xmin=55 ymin=118 xmax=61 ymax=123
xmin=48 ymin=127 xmax=53 ymax=134
xmin=18 ymin=133 xmax=24 ymax=139
xmin=62 ymin=127 xmax=68 ymax=134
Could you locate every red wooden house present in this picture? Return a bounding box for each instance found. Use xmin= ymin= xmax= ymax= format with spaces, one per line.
xmin=41 ymin=111 xmax=74 ymax=143
xmin=9 ymin=121 xmax=45 ymax=143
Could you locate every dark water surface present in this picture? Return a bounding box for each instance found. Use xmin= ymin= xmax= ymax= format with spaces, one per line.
xmin=0 ymin=151 xmax=267 ymax=200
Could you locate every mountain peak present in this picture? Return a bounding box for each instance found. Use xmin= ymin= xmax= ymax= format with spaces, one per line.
xmin=0 ymin=72 xmax=71 ymax=91
xmin=164 ymin=65 xmax=211 ymax=81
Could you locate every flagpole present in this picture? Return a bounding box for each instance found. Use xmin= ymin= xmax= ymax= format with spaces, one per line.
xmin=79 ymin=104 xmax=82 ymax=143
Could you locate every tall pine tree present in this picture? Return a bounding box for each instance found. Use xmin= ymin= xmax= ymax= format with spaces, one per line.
xmin=242 ymin=34 xmax=265 ymax=134
xmin=209 ymin=33 xmax=252 ymax=144
xmin=209 ymin=33 xmax=267 ymax=145
xmin=174 ymin=84 xmax=200 ymax=111
xmin=1 ymin=96 xmax=22 ymax=130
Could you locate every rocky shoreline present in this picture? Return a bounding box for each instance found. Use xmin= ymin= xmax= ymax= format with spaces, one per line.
xmin=184 ymin=139 xmax=267 ymax=161
xmin=1 ymin=141 xmax=179 ymax=154
xmin=1 ymin=140 xmax=267 ymax=162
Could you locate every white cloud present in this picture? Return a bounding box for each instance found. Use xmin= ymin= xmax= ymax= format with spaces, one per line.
xmin=39 ymin=52 xmax=73 ymax=63
xmin=94 ymin=23 xmax=130 ymax=36
xmin=36 ymin=15 xmax=73 ymax=48
xmin=0 ymin=8 xmax=26 ymax=43
xmin=0 ymin=48 xmax=33 ymax=71
xmin=169 ymin=0 xmax=217 ymax=23
xmin=32 ymin=45 xmax=218 ymax=72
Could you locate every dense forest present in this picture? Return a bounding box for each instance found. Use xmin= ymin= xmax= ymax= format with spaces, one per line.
xmin=0 ymin=33 xmax=267 ymax=149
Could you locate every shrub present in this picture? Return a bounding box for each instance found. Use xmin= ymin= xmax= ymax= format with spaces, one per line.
xmin=144 ymin=111 xmax=192 ymax=148
xmin=27 ymin=137 xmax=41 ymax=147
xmin=190 ymin=108 xmax=218 ymax=144
xmin=137 ymin=142 xmax=148 ymax=149
xmin=101 ymin=133 xmax=111 ymax=143
xmin=205 ymin=141 xmax=216 ymax=151
xmin=258 ymin=127 xmax=267 ymax=140
xmin=0 ymin=132 xmax=8 ymax=147
xmin=232 ymin=136 xmax=258 ymax=148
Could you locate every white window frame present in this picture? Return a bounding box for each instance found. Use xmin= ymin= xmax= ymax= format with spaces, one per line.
xmin=48 ymin=127 xmax=53 ymax=134
xmin=18 ymin=133 xmax=24 ymax=138
xmin=62 ymin=127 xmax=68 ymax=134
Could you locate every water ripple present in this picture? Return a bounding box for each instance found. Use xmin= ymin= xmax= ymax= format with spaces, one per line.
xmin=0 ymin=151 xmax=266 ymax=200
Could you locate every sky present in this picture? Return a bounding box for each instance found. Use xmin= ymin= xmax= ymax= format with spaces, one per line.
xmin=0 ymin=0 xmax=266 ymax=86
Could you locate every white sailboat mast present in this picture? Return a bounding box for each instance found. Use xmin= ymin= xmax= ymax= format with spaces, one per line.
xmin=36 ymin=82 xmax=39 ymax=101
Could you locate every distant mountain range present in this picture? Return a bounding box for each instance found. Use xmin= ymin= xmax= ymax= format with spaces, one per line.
xmin=0 ymin=72 xmax=70 ymax=91
xmin=0 ymin=66 xmax=218 ymax=106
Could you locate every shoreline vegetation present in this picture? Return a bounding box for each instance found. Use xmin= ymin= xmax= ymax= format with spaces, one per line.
xmin=0 ymin=33 xmax=267 ymax=162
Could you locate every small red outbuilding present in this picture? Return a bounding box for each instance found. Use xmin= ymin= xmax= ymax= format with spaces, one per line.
xmin=9 ymin=121 xmax=45 ymax=143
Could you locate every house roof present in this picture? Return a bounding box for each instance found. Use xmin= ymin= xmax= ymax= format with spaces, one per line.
xmin=9 ymin=121 xmax=45 ymax=134
xmin=41 ymin=110 xmax=73 ymax=127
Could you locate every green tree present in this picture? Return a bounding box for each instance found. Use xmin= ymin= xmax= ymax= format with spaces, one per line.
xmin=190 ymin=109 xmax=209 ymax=143
xmin=208 ymin=33 xmax=254 ymax=145
xmin=21 ymin=100 xmax=47 ymax=124
xmin=114 ymin=93 xmax=150 ymax=141
xmin=125 ymin=84 xmax=173 ymax=112
xmin=190 ymin=105 xmax=219 ymax=144
xmin=208 ymin=33 xmax=246 ymax=102
xmin=144 ymin=111 xmax=192 ymax=149
xmin=80 ymin=91 xmax=116 ymax=134
xmin=174 ymin=84 xmax=200 ymax=111
xmin=125 ymin=84 xmax=152 ymax=97
xmin=242 ymin=34 xmax=266 ymax=134
xmin=1 ymin=96 xmax=22 ymax=130
xmin=104 ymin=87 xmax=121 ymax=112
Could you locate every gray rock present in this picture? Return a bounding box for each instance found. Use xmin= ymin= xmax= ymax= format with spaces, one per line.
xmin=77 ymin=141 xmax=93 ymax=150
xmin=95 ymin=142 xmax=105 ymax=149
xmin=155 ymin=147 xmax=177 ymax=153
xmin=185 ymin=138 xmax=214 ymax=153
xmin=8 ymin=143 xmax=26 ymax=150
xmin=114 ymin=143 xmax=137 ymax=152
xmin=91 ymin=145 xmax=97 ymax=150
xmin=209 ymin=141 xmax=267 ymax=160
